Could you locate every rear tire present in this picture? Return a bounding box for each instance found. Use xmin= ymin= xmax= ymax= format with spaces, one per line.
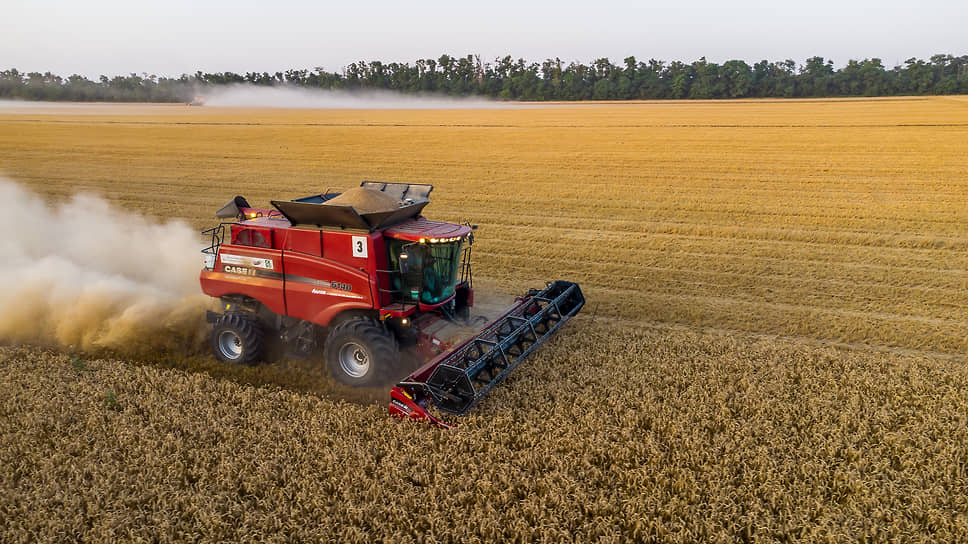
xmin=210 ymin=313 xmax=263 ymax=365
xmin=325 ymin=318 xmax=400 ymax=387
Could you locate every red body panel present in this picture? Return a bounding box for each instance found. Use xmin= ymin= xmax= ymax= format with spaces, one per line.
xmin=283 ymin=251 xmax=373 ymax=325
xmin=282 ymin=227 xmax=322 ymax=256
xmin=201 ymin=213 xmax=470 ymax=327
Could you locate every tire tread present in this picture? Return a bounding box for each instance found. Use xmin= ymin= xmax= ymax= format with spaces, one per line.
xmin=325 ymin=317 xmax=399 ymax=386
xmin=211 ymin=313 xmax=263 ymax=365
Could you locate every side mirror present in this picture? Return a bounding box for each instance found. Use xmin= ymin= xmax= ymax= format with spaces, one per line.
xmin=398 ymin=251 xmax=411 ymax=275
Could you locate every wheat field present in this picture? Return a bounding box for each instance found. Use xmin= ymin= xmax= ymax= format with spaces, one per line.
xmin=2 ymin=97 xmax=967 ymax=354
xmin=1 ymin=97 xmax=967 ymax=541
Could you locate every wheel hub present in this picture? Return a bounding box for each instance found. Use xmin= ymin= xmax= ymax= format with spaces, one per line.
xmin=338 ymin=342 xmax=370 ymax=378
xmin=218 ymin=330 xmax=243 ymax=360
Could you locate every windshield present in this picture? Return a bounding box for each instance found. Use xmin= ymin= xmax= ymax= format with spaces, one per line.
xmin=387 ymin=238 xmax=463 ymax=305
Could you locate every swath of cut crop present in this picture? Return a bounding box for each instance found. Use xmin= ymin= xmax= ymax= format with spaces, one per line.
xmin=0 ymin=178 xmax=210 ymax=355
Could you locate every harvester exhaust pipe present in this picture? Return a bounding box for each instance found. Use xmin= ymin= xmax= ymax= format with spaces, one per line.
xmin=389 ymin=280 xmax=584 ymax=427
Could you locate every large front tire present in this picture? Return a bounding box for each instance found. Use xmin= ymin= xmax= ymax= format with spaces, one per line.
xmin=325 ymin=318 xmax=400 ymax=387
xmin=210 ymin=313 xmax=263 ymax=365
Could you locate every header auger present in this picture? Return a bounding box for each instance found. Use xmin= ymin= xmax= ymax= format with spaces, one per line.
xmin=199 ymin=181 xmax=583 ymax=426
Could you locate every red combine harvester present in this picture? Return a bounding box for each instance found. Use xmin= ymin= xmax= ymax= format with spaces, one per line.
xmin=200 ymin=181 xmax=583 ymax=426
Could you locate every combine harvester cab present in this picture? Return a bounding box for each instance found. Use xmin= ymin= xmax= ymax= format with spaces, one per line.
xmin=199 ymin=181 xmax=583 ymax=426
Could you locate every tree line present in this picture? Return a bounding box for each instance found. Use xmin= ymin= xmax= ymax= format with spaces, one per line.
xmin=2 ymin=54 xmax=966 ymax=103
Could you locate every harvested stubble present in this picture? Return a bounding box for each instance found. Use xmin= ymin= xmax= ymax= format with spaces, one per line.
xmin=2 ymin=321 xmax=967 ymax=542
xmin=1 ymin=97 xmax=967 ymax=355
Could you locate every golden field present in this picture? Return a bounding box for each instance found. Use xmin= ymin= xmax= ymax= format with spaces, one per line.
xmin=1 ymin=97 xmax=968 ymax=541
xmin=2 ymin=97 xmax=967 ymax=353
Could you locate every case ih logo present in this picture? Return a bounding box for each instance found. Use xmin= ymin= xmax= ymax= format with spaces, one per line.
xmin=224 ymin=265 xmax=256 ymax=276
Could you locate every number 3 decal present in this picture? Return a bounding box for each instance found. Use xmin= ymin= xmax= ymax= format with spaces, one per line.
xmin=352 ymin=235 xmax=368 ymax=258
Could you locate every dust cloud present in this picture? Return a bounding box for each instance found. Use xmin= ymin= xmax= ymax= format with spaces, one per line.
xmin=0 ymin=178 xmax=210 ymax=355
xmin=201 ymin=84 xmax=516 ymax=109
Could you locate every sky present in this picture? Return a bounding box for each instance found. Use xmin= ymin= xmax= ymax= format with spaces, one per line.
xmin=3 ymin=0 xmax=966 ymax=78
